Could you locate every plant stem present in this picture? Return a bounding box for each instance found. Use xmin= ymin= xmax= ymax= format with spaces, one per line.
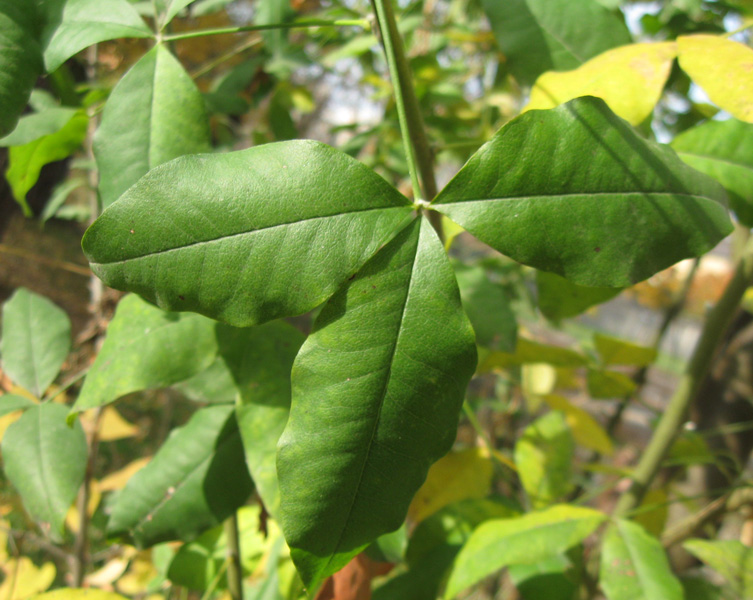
xmin=224 ymin=513 xmax=244 ymax=600
xmin=614 ymin=237 xmax=753 ymax=518
xmin=371 ymin=0 xmax=439 ymax=219
xmin=162 ymin=19 xmax=370 ymax=42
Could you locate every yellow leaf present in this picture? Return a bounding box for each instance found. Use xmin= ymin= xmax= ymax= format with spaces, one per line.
xmin=8 ymin=386 xmax=38 ymax=401
xmin=0 ymin=519 xmax=8 ymax=562
xmin=634 ymin=488 xmax=668 ymax=537
xmin=0 ymin=411 xmax=24 ymax=442
xmin=86 ymin=558 xmax=130 ymax=588
xmin=0 ymin=557 xmax=55 ymax=599
xmin=66 ymin=480 xmax=101 ymax=534
xmin=525 ymin=42 xmax=677 ymax=125
xmin=408 ymin=447 xmax=493 ymax=524
xmin=97 ymin=407 xmax=139 ymax=441
xmin=117 ymin=550 xmax=158 ymax=596
xmin=99 ymin=457 xmax=151 ymax=492
xmin=522 ymin=363 xmax=557 ymax=412
xmin=543 ymin=394 xmax=614 ymax=456
xmin=678 ymin=34 xmax=753 ymax=123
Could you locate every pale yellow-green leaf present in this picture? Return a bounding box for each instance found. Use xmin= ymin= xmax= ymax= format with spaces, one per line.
xmin=31 ymin=590 xmax=129 ymax=600
xmin=1 ymin=558 xmax=55 ymax=599
xmin=525 ymin=42 xmax=677 ymax=125
xmin=678 ymin=35 xmax=753 ymax=123
xmin=97 ymin=406 xmax=139 ymax=441
xmin=442 ymin=215 xmax=465 ymax=251
xmin=543 ymin=394 xmax=614 ymax=456
xmin=117 ymin=550 xmax=159 ymax=596
xmin=408 ymin=447 xmax=494 ymax=523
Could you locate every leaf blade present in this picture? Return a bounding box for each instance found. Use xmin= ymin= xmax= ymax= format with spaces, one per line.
xmin=277 ymin=217 xmax=477 ymax=591
xmin=83 ymin=141 xmax=413 ymax=326
xmin=433 ymin=97 xmax=732 ymax=287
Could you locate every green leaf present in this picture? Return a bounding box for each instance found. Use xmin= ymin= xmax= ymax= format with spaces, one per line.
xmin=542 ymin=394 xmax=614 ymax=456
xmin=106 ymin=405 xmax=253 ymax=547
xmin=526 ymin=42 xmax=677 ymax=125
xmin=73 ymin=295 xmax=218 ymax=413
xmin=173 ymin=358 xmax=238 ymax=405
xmin=514 ymin=412 xmax=575 ymax=508
xmin=682 ymin=577 xmax=730 ymax=600
xmin=83 ymin=141 xmax=414 ymax=327
xmin=509 ymin=554 xmax=577 ymax=600
xmin=0 ymin=1 xmax=43 ymax=138
xmin=167 ymin=506 xmax=267 ymax=590
xmin=0 ymin=107 xmax=79 ymax=147
xmin=94 ymin=45 xmax=210 ymax=210
xmin=594 ymin=333 xmax=657 ymax=367
xmin=671 ymin=119 xmax=753 ymax=227
xmin=454 ymin=263 xmax=517 ymax=351
xmin=218 ymin=321 xmax=305 ymax=517
xmin=600 ymin=519 xmax=683 ymax=600
xmin=41 ymin=0 xmax=154 ymax=73
xmin=444 ymin=504 xmax=606 ymax=599
xmin=684 ymin=539 xmax=753 ymax=599
xmin=536 ymin=270 xmax=621 ymax=321
xmin=5 ymin=110 xmax=88 ymax=216
xmin=1 ymin=288 xmax=71 ymax=398
xmin=162 ymin=0 xmax=194 ymax=27
xmin=481 ymin=0 xmax=631 ymax=86
xmin=587 ymin=369 xmax=637 ymax=399
xmin=2 ymin=403 xmax=87 ymax=542
xmin=677 ymin=35 xmax=753 ymax=124
xmin=277 ymin=217 xmax=477 ymax=592
xmin=0 ymin=394 xmax=35 ymax=418
xmin=432 ymin=97 xmax=733 ymax=288
xmin=479 ymin=337 xmax=588 ymax=371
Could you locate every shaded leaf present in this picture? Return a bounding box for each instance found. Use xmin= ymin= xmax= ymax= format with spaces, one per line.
xmin=526 ymin=42 xmax=677 ymax=125
xmin=2 ymin=404 xmax=87 ymax=542
xmin=73 ymin=294 xmax=218 ymax=413
xmin=41 ymin=0 xmax=153 ymax=72
xmin=594 ymin=333 xmax=657 ymax=367
xmin=479 ymin=337 xmax=588 ymax=371
xmin=221 ymin=321 xmax=305 ymax=517
xmin=536 ymin=270 xmax=621 ymax=321
xmin=587 ymin=369 xmax=637 ymax=399
xmin=600 ymin=519 xmax=683 ymax=600
xmin=0 ymin=1 xmax=43 ymax=138
xmin=681 ymin=576 xmax=731 ymax=600
xmin=684 ymin=539 xmax=753 ymax=599
xmin=509 ymin=554 xmax=578 ymax=600
xmin=481 ymin=0 xmax=631 ymax=86
xmin=5 ymin=110 xmax=88 ymax=216
xmin=106 ymin=405 xmax=253 ymax=547
xmin=454 ymin=263 xmax=517 ymax=351
xmin=0 ymin=394 xmax=35 ymax=418
xmin=444 ymin=505 xmax=606 ymax=599
xmin=277 ymin=218 xmax=477 ymax=592
xmin=633 ymin=488 xmax=668 ymax=538
xmin=1 ymin=288 xmax=71 ymax=398
xmin=432 ymin=97 xmax=732 ymax=288
xmin=677 ymin=35 xmax=753 ymax=123
xmin=83 ymin=141 xmax=414 ymax=327
xmin=94 ymin=45 xmax=211 ymax=209
xmin=543 ymin=394 xmax=613 ymax=456
xmin=672 ymin=118 xmax=753 ymax=226
xmin=408 ymin=447 xmax=494 ymax=524
xmin=514 ymin=412 xmax=575 ymax=508
xmin=0 ymin=107 xmax=79 ymax=147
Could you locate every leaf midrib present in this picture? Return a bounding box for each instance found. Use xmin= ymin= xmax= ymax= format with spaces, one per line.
xmin=324 ymin=224 xmax=420 ymax=572
xmin=90 ymin=205 xmax=411 ymax=266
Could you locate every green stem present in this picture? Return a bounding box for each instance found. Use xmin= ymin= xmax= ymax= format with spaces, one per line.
xmin=371 ymin=0 xmax=439 ymax=221
xmin=162 ymin=19 xmax=370 ymax=42
xmin=614 ymin=236 xmax=753 ymax=518
xmin=224 ymin=514 xmax=244 ymax=600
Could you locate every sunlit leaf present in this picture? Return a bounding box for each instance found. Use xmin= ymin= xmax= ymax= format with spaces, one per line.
xmin=684 ymin=538 xmax=753 ymax=598
xmin=526 ymin=42 xmax=677 ymax=125
xmin=479 ymin=337 xmax=588 ymax=372
xmin=543 ymin=394 xmax=613 ymax=456
xmin=677 ymin=35 xmax=753 ymax=123
xmin=0 ymin=558 xmax=55 ymax=600
xmin=444 ymin=505 xmax=606 ymax=599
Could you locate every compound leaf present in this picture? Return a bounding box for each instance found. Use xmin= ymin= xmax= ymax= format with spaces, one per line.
xmin=94 ymin=45 xmax=211 ymax=209
xmin=0 ymin=288 xmax=71 ymax=398
xmin=433 ymin=97 xmax=732 ymax=287
xmin=83 ymin=141 xmax=413 ymax=327
xmin=277 ymin=217 xmax=477 ymax=592
xmin=106 ymin=405 xmax=253 ymax=547
xmin=2 ymin=403 xmax=87 ymax=542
